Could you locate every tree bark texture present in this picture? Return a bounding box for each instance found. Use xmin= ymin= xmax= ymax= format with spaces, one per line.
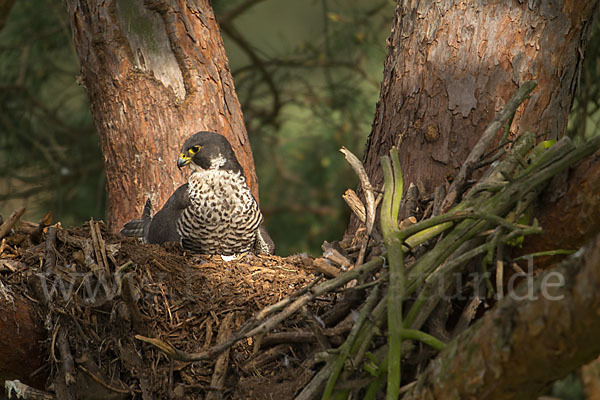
xmin=65 ymin=0 xmax=257 ymax=232
xmin=350 ymin=0 xmax=599 ymax=233
xmin=520 ymin=155 xmax=600 ymax=265
xmin=404 ymin=231 xmax=600 ymax=400
xmin=0 ymin=292 xmax=46 ymax=389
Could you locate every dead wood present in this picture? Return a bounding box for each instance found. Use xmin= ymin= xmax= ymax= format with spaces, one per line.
xmin=0 ymin=207 xmax=25 ymax=239
xmin=206 ymin=313 xmax=234 ymax=400
xmin=43 ymin=226 xmax=57 ymax=272
xmin=342 ymin=189 xmax=366 ymax=224
xmin=340 ymin=147 xmax=381 ymax=266
xmin=5 ymin=380 xmax=55 ymax=400
xmin=29 ymin=212 xmax=52 ymax=245
xmin=54 ymin=328 xmax=76 ymax=400
xmin=311 ymin=258 xmax=341 ymax=278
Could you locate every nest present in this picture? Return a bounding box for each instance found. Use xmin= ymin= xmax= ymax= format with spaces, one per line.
xmin=1 ymin=218 xmax=355 ymax=399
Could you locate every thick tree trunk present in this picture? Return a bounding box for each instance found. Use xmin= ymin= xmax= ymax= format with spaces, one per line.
xmin=519 ymin=155 xmax=600 ymax=265
xmin=65 ymin=0 xmax=257 ymax=232
xmin=350 ymin=0 xmax=598 ymax=233
xmin=404 ymin=232 xmax=600 ymax=400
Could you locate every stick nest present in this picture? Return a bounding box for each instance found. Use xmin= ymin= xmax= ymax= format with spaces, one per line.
xmin=2 ymin=221 xmax=340 ymax=399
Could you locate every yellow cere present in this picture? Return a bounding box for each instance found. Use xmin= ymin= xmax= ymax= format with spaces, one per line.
xmin=179 ymin=153 xmax=188 ymax=159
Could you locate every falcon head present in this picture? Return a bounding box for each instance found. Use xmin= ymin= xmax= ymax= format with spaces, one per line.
xmin=177 ymin=131 xmax=242 ymax=173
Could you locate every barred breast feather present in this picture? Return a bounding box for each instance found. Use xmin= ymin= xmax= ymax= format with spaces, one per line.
xmin=176 ymin=169 xmax=263 ymax=255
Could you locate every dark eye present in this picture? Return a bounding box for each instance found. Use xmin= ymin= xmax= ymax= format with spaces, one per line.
xmin=189 ymin=145 xmax=201 ymax=154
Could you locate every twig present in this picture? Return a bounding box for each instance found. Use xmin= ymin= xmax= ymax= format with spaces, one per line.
xmin=311 ymin=258 xmax=341 ymax=277
xmin=121 ymin=273 xmax=147 ymax=335
xmin=30 ymin=211 xmax=52 ymax=244
xmin=441 ymin=81 xmax=537 ymax=212
xmin=55 ymin=327 xmax=76 ymax=400
xmin=206 ymin=313 xmax=234 ymax=400
xmin=294 ymin=362 xmax=336 ymax=400
xmin=342 ymin=189 xmax=366 ymax=224
xmin=5 ymin=380 xmax=55 ymax=400
xmin=496 ymin=244 xmax=505 ymax=300
xmin=44 ymin=226 xmax=57 ymax=271
xmin=399 ymin=329 xmax=445 ymax=351
xmin=242 ymin=344 xmax=289 ymax=372
xmin=322 ymin=241 xmax=352 ymax=269
xmin=78 ymin=365 xmax=130 ymax=394
xmin=321 ymin=287 xmax=364 ymax=326
xmin=89 ymin=218 xmax=111 ymax=279
xmin=452 ymin=296 xmax=482 ymax=336
xmin=261 ymin=331 xmax=316 ymax=346
xmin=340 ymin=147 xmax=378 ymax=266
xmin=302 ymin=307 xmax=330 ymax=350
xmin=0 ymin=207 xmax=25 ymax=239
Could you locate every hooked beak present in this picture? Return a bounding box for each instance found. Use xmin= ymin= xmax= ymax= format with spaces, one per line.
xmin=177 ymin=153 xmax=191 ymax=170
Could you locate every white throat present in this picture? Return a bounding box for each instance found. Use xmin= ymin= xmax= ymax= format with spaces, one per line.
xmin=210 ymin=153 xmax=226 ymax=170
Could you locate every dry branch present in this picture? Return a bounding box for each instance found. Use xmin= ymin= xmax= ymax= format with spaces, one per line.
xmin=340 ymin=147 xmax=379 ymax=266
xmin=43 ymin=226 xmax=57 ymax=272
xmin=342 ymin=189 xmax=366 ymax=224
xmin=206 ymin=313 xmax=234 ymax=400
xmin=0 ymin=207 xmax=25 ymax=239
xmin=5 ymin=380 xmax=55 ymax=400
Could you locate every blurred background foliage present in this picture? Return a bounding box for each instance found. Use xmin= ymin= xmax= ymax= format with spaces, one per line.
xmin=1 ymin=0 xmax=599 ymax=258
xmin=0 ymin=0 xmax=393 ymax=256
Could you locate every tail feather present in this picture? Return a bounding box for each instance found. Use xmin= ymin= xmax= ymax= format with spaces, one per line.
xmin=120 ymin=219 xmax=144 ymax=237
xmin=120 ymin=199 xmax=153 ymax=239
xmin=254 ymin=223 xmax=275 ymax=254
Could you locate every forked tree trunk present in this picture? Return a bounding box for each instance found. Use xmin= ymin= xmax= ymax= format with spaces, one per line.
xmin=350 ymin=0 xmax=599 ymax=233
xmin=65 ymin=0 xmax=257 ymax=232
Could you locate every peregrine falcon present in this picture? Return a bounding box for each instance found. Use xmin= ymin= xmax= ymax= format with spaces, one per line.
xmin=120 ymin=131 xmax=275 ymax=256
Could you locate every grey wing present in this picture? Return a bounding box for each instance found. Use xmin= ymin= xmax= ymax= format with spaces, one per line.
xmin=146 ymin=184 xmax=190 ymax=244
xmin=254 ymin=223 xmax=275 ymax=254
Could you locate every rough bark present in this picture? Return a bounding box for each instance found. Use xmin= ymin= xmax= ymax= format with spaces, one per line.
xmin=522 ymin=155 xmax=600 ymax=261
xmin=350 ymin=0 xmax=599 ymax=233
xmin=404 ymin=232 xmax=600 ymax=400
xmin=0 ymin=292 xmax=46 ymax=389
xmin=65 ymin=0 xmax=257 ymax=232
